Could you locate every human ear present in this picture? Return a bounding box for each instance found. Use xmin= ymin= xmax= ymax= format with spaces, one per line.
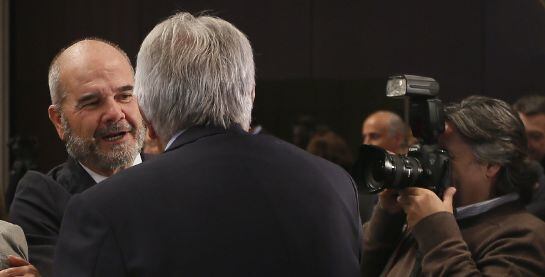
xmin=485 ymin=163 xmax=501 ymax=179
xmin=48 ymin=105 xmax=65 ymax=141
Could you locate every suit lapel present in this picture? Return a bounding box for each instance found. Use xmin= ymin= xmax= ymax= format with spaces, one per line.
xmin=62 ymin=158 xmax=97 ymax=193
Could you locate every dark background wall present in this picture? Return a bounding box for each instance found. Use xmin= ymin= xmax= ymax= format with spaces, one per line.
xmin=9 ymin=0 xmax=545 ymax=172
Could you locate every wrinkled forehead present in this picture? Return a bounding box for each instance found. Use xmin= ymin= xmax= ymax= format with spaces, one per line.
xmin=58 ymin=49 xmax=133 ymax=95
xmin=363 ymin=118 xmax=389 ymax=134
xmin=60 ymin=41 xmax=131 ymax=74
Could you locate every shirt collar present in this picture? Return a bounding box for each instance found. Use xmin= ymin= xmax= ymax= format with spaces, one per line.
xmin=164 ymin=129 xmax=186 ymax=151
xmin=79 ymin=154 xmax=142 ymax=183
xmin=455 ymin=192 xmax=519 ymax=220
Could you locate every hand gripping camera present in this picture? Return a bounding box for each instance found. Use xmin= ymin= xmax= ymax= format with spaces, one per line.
xmin=352 ymin=75 xmax=451 ymax=195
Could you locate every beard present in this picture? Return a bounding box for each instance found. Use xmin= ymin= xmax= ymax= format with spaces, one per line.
xmin=62 ymin=116 xmax=146 ymax=172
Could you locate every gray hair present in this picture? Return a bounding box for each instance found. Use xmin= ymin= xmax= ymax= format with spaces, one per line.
xmin=48 ymin=38 xmax=133 ymax=107
xmin=445 ymin=95 xmax=540 ymax=203
xmin=135 ymin=12 xmax=255 ymax=141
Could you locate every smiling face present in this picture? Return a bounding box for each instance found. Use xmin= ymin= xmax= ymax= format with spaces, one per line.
xmin=48 ymin=41 xmax=145 ymax=176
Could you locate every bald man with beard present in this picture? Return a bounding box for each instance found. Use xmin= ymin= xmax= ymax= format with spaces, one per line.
xmin=9 ymin=38 xmax=146 ymax=276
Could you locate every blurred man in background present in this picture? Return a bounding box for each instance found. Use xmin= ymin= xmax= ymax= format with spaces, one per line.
xmin=359 ymin=110 xmax=412 ymax=222
xmin=362 ymin=110 xmax=409 ymax=154
xmin=514 ymin=94 xmax=545 ymax=220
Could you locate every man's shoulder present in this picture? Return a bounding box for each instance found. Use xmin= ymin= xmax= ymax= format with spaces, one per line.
xmin=493 ymin=206 xmax=545 ymax=232
xmin=80 ymin=130 xmax=354 ymax=201
xmin=17 ymin=169 xmax=65 ymax=193
xmin=16 ymin=158 xmax=95 ymax=196
xmin=45 ymin=159 xmax=95 ymax=194
xmin=461 ymin=203 xmax=545 ymax=245
xmin=248 ymin=133 xmax=348 ymax=166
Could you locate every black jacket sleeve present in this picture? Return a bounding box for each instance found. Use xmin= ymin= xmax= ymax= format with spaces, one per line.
xmin=9 ymin=171 xmax=70 ymax=277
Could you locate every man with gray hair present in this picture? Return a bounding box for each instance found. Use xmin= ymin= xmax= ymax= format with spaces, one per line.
xmin=361 ymin=96 xmax=545 ymax=276
xmin=9 ymin=38 xmax=146 ymax=276
xmin=54 ymin=12 xmax=362 ymax=276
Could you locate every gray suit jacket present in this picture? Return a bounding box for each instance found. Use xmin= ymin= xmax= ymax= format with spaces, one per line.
xmin=0 ymin=220 xmax=28 ymax=269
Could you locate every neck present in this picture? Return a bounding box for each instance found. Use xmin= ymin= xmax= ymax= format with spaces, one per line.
xmin=80 ymin=161 xmax=127 ymax=177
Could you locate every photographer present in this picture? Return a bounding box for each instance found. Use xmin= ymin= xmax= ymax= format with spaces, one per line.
xmin=361 ymin=96 xmax=545 ymax=276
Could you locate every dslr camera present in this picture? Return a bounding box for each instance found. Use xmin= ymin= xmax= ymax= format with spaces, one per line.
xmin=352 ymin=75 xmax=450 ymax=195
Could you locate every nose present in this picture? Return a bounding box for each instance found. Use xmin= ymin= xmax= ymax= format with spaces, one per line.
xmin=102 ymin=98 xmax=125 ymax=123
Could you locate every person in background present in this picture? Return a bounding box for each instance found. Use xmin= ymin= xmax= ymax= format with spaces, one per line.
xmin=306 ymin=130 xmax=353 ymax=172
xmin=362 ymin=110 xmax=410 ymax=154
xmin=292 ymin=115 xmax=318 ymax=149
xmin=513 ymin=94 xmax=545 ymax=220
xmin=359 ymin=110 xmax=412 ymax=222
xmin=513 ymin=95 xmax=545 ymax=168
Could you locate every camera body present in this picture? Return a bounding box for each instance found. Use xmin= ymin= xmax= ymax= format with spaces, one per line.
xmin=352 ymin=75 xmax=450 ymax=194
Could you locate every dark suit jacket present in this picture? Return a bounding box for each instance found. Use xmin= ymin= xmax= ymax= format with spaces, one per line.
xmin=9 ymin=158 xmax=95 ymax=276
xmin=54 ymin=125 xmax=363 ymax=277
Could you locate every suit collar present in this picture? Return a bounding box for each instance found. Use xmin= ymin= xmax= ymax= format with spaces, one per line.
xmin=52 ymin=157 xmax=97 ymax=193
xmin=165 ymin=124 xmax=246 ymax=152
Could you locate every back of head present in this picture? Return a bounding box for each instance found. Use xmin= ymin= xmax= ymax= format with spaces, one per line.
xmin=306 ymin=130 xmax=353 ymax=171
xmin=292 ymin=115 xmax=318 ymax=149
xmin=445 ymin=95 xmax=539 ymax=203
xmin=135 ymin=12 xmax=255 ymax=141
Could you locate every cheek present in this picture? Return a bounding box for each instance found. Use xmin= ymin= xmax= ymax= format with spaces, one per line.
xmin=69 ymin=114 xmax=100 ymax=137
xmin=449 ymin=163 xmax=467 ymax=189
xmin=124 ymin=104 xmax=143 ymax=125
xmin=80 ymin=120 xmax=100 ymax=137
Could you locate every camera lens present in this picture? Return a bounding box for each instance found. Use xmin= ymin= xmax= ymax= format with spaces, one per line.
xmin=352 ymin=145 xmax=425 ymax=193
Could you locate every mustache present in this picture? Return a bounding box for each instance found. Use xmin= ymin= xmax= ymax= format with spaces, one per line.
xmin=95 ymin=120 xmax=134 ymax=138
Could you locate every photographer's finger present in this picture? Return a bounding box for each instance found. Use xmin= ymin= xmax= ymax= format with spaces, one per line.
xmin=380 ymin=189 xmax=400 ymax=199
xmin=0 ymin=266 xmax=28 ymax=276
xmin=400 ymin=187 xmax=428 ymax=196
xmin=396 ymin=193 xmax=414 ymax=208
xmin=442 ymin=187 xmax=457 ymax=212
xmin=7 ymin=255 xmax=29 ymax=267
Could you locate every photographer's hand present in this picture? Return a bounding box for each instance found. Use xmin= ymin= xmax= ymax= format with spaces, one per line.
xmin=397 ymin=187 xmax=456 ymax=228
xmin=0 ymin=256 xmax=40 ymax=277
xmin=378 ymin=189 xmax=404 ymax=214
